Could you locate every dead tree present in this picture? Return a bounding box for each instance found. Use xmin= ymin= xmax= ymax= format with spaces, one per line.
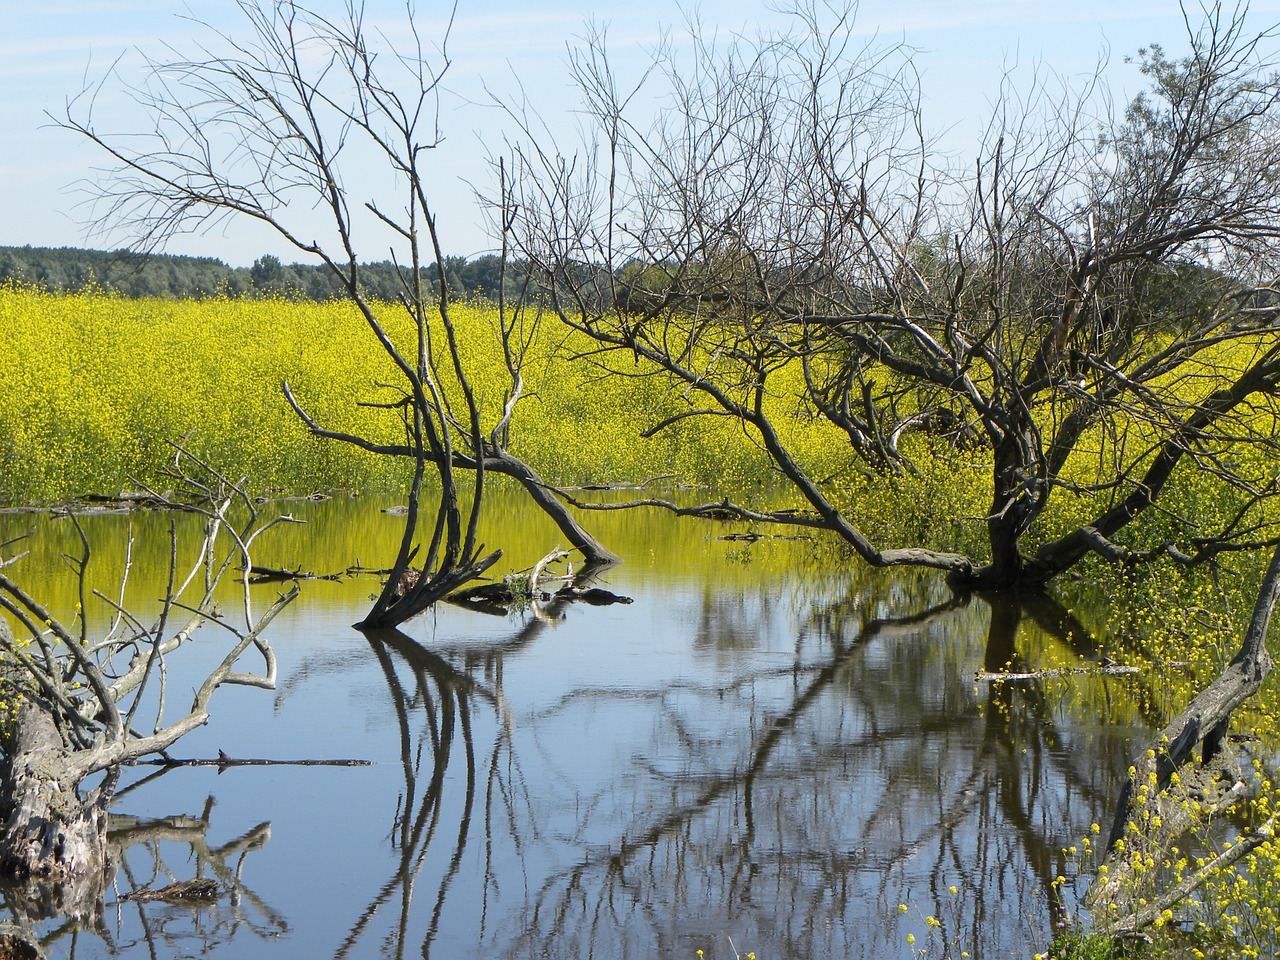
xmin=502 ymin=0 xmax=1280 ymax=591
xmin=0 ymin=449 xmax=297 ymax=922
xmin=1084 ymin=539 xmax=1280 ymax=935
xmin=58 ymin=0 xmax=617 ymax=630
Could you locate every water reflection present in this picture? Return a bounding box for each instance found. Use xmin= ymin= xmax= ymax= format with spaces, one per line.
xmin=441 ymin=582 xmax=1139 ymax=959
xmin=11 ymin=788 xmax=282 ymax=959
xmin=2 ymin=495 xmax=1155 ymax=959
xmin=357 ymin=577 xmax=1140 ymax=957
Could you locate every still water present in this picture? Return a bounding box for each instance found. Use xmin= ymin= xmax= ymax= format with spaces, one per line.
xmin=1 ymin=490 xmax=1152 ymax=959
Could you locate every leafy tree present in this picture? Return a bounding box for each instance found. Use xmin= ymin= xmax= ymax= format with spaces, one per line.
xmin=250 ymin=253 xmax=284 ymax=290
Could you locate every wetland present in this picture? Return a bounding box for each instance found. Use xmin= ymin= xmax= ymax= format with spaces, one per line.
xmin=0 ymin=490 xmax=1153 ymax=959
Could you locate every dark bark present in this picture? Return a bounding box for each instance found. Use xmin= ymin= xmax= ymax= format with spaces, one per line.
xmin=488 ymin=451 xmax=622 ymax=565
xmin=355 ymin=549 xmax=503 ymax=630
xmin=502 ymin=2 xmax=1280 ymax=598
xmin=0 ymin=923 xmax=41 ymax=960
xmin=950 ymin=431 xmax=1041 ymax=590
xmin=1029 ymin=349 xmax=1280 ymax=586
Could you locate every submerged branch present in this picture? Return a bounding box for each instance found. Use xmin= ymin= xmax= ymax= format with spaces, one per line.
xmin=548 ymin=484 xmax=974 ymax=573
xmin=134 ymin=752 xmax=372 ymax=768
xmin=549 ymin=487 xmax=833 ymax=528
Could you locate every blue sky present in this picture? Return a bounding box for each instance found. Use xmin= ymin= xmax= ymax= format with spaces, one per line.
xmin=6 ymin=0 xmax=1280 ymax=266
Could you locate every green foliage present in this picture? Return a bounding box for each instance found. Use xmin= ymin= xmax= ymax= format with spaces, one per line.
xmin=0 ymin=245 xmax=531 ymax=303
xmin=1043 ymin=911 xmax=1266 ymax=959
xmin=0 ymin=245 xmax=251 ymax=298
xmin=1043 ymin=932 xmax=1129 ymax=960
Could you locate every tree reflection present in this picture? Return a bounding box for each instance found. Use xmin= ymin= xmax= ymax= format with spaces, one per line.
xmin=335 ymin=627 xmax=507 ymax=960
xmin=75 ymin=566 xmax=1150 ymax=960
xmin=6 ymin=784 xmax=284 ymax=959
xmin=463 ymin=577 xmax=1149 ymax=960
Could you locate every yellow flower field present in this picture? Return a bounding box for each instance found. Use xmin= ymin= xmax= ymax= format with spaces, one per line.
xmin=1 ymin=282 xmax=1272 ymax=576
xmin=0 ymin=284 xmax=860 ymax=505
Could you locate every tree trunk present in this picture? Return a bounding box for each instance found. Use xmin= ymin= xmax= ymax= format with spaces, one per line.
xmin=491 ymin=450 xmax=622 ymax=566
xmin=0 ymin=698 xmax=113 ymax=926
xmin=948 ymin=429 xmax=1048 ymax=591
xmin=0 ymin=922 xmax=42 ymax=960
xmin=1085 ymin=541 xmax=1280 ymax=924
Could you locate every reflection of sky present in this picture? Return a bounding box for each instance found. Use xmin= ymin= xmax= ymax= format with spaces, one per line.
xmin=10 ymin=495 xmax=1157 ymax=959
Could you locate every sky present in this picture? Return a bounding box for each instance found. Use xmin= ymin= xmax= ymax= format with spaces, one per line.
xmin=6 ymin=0 xmax=1280 ymax=267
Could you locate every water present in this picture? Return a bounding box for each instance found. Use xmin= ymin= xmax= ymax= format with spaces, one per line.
xmin=0 ymin=491 xmax=1151 ymax=959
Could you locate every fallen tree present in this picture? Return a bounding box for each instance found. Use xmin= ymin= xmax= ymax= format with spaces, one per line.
xmin=0 ymin=449 xmax=297 ymax=923
xmin=1084 ymin=539 xmax=1280 ymax=936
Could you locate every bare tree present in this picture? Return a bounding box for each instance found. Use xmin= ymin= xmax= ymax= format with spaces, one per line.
xmin=0 ymin=449 xmax=297 ymax=920
xmin=59 ymin=0 xmax=618 ymax=630
xmin=503 ymin=0 xmax=1280 ymax=590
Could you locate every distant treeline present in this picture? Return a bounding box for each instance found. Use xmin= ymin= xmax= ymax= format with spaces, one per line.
xmin=0 ymin=245 xmax=529 ymax=301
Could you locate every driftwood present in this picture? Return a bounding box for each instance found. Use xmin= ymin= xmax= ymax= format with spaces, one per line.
xmin=134 ymin=751 xmax=371 ymax=769
xmin=558 ymin=474 xmax=675 ymax=491
xmin=975 ymin=664 xmax=1144 ymax=683
xmin=449 ymin=583 xmax=633 ymax=618
xmin=447 ymin=582 xmax=554 ymax=615
xmin=0 ymin=450 xmax=299 ymax=922
xmin=447 ymin=549 xmax=632 ymax=616
xmin=121 ymin=877 xmax=220 ymax=903
xmin=713 ymin=532 xmax=815 ymax=542
xmin=450 ymin=563 xmax=634 ymax=616
xmin=251 ymin=492 xmax=331 ymax=503
xmin=1086 ymin=541 xmax=1280 ymax=927
xmin=247 ymin=564 xmax=342 ymax=584
xmin=1097 ymin=808 xmax=1277 ymax=938
xmin=0 ymin=489 xmax=259 ymax=517
xmin=81 ymin=492 xmax=173 ymax=506
xmin=557 ymin=586 xmax=633 ymax=606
